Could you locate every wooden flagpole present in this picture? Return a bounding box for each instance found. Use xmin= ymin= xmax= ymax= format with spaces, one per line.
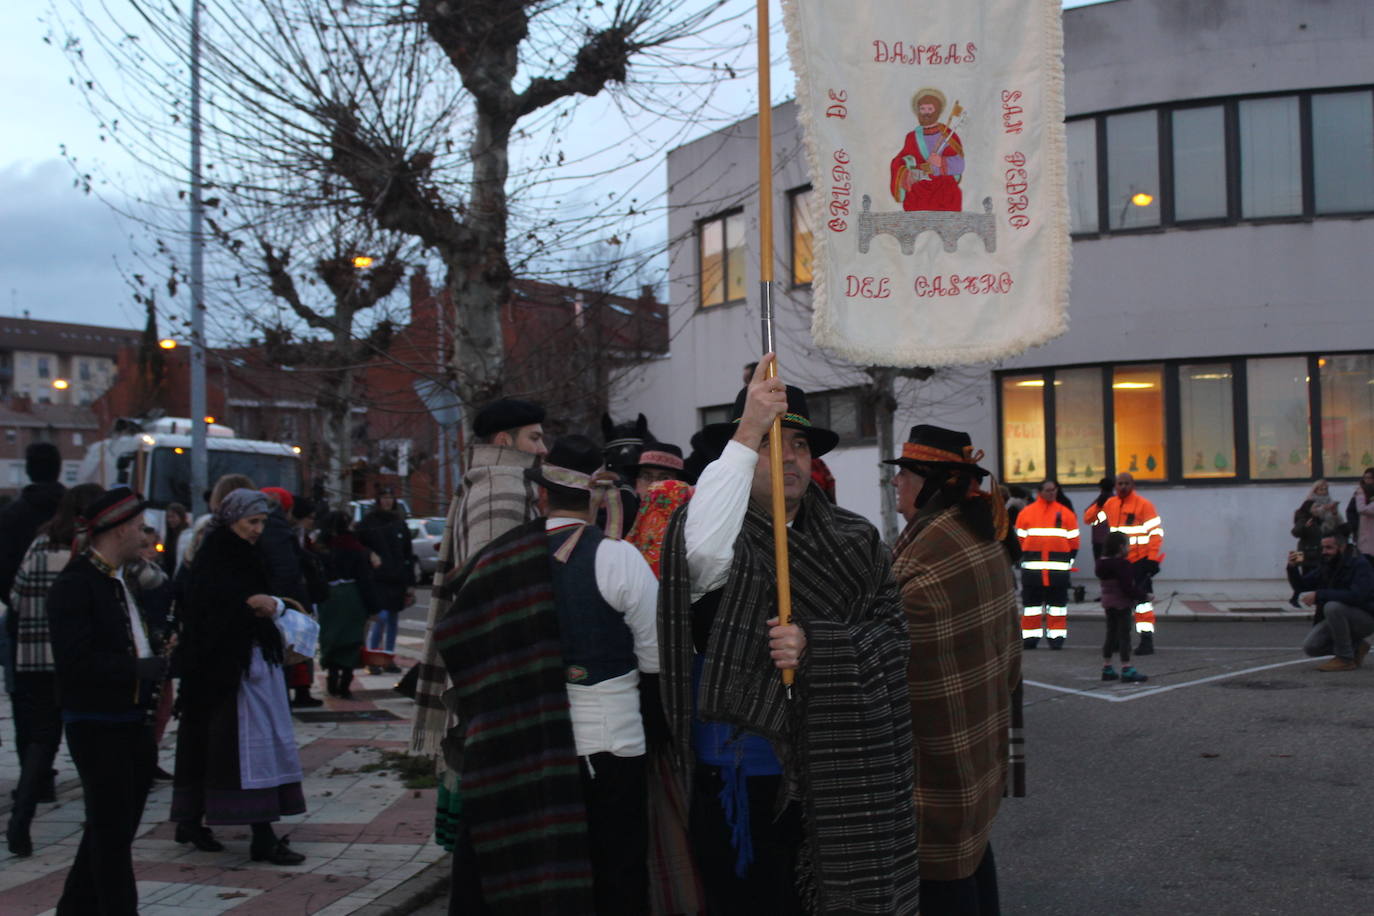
xmin=756 ymin=0 xmax=794 ymax=696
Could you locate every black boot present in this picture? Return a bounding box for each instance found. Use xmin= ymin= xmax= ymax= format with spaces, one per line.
xmin=175 ymin=821 xmax=226 ymax=852
xmin=1023 ymin=637 xmax=1040 ymax=650
xmin=7 ymin=743 xmax=52 ymax=857
xmin=338 ymin=669 xmax=354 ymax=700
xmin=292 ymin=686 xmax=324 ymax=708
xmin=250 ymin=822 xmax=305 ymax=865
xmin=1135 ymin=633 xmax=1155 ymax=656
xmin=326 ymin=668 xmax=341 ymax=698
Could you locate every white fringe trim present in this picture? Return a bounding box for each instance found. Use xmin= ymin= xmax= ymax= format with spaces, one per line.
xmin=782 ymin=0 xmax=1072 ymax=369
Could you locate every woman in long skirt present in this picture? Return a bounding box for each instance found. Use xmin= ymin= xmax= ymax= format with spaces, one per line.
xmin=171 ymin=488 xmax=307 ymax=865
xmin=316 ymin=511 xmax=379 ymax=700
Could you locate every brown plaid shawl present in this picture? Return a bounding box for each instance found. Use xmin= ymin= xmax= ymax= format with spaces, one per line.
xmin=660 ymin=486 xmax=919 ymax=914
xmin=892 ymin=502 xmax=1022 ymax=881
xmin=412 ymin=444 xmax=540 ymax=756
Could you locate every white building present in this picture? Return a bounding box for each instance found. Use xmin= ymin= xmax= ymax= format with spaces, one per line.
xmin=615 ymin=0 xmax=1374 ymax=583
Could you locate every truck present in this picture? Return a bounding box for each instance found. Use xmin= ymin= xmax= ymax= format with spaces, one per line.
xmin=78 ymin=416 xmax=305 ymax=537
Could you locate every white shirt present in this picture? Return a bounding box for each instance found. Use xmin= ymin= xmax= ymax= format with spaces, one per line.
xmin=111 ymin=567 xmax=153 ymax=659
xmin=683 ymin=439 xmax=766 ymax=602
xmin=546 ymin=518 xmax=660 ymax=758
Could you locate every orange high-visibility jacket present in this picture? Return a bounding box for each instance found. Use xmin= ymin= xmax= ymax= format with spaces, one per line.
xmin=1086 ymin=492 xmax=1164 ymax=563
xmin=1016 ymin=497 xmax=1080 ymax=584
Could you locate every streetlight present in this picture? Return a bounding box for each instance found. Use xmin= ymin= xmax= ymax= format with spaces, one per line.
xmin=159 ymin=338 xmax=178 ymax=350
xmin=352 ymin=255 xmax=374 ymax=269
xmin=52 ymin=378 xmax=70 ymax=390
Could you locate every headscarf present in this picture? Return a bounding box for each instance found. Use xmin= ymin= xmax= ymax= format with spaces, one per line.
xmin=626 ymin=479 xmax=694 ymax=578
xmin=210 ymin=488 xmax=271 ymax=531
xmin=531 ymin=464 xmax=625 ymax=563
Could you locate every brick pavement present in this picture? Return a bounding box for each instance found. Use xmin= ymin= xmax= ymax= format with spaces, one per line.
xmin=0 ymin=619 xmax=447 ymax=916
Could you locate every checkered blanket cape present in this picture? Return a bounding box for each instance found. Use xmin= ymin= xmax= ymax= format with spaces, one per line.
xmin=659 ymin=487 xmax=920 ymax=914
xmin=892 ymin=503 xmax=1023 ymax=880
xmin=433 ymin=518 xmax=594 ymax=914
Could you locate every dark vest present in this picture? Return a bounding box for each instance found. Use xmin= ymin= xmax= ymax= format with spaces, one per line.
xmin=547 ymin=524 xmax=637 ymax=686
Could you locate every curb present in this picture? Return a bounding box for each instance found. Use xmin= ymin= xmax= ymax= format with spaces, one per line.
xmin=348 ymin=856 xmax=450 ymax=915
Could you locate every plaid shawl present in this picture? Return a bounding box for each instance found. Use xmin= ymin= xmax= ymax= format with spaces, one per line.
xmin=433 ymin=517 xmax=593 ymax=914
xmin=413 ymin=444 xmax=540 ymax=757
xmin=10 ymin=535 xmax=73 ymax=672
xmin=892 ymin=502 xmax=1023 ymax=881
xmin=660 ymin=486 xmax=919 ymax=914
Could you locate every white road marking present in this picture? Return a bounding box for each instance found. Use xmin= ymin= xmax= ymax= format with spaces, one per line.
xmin=1025 ymin=656 xmax=1320 ymax=703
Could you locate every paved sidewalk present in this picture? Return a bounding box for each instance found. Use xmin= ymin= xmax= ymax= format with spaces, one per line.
xmin=1 ymin=615 xmax=449 ymax=916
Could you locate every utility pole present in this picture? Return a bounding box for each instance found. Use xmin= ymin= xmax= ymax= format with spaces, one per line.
xmin=189 ymin=0 xmax=208 ymax=516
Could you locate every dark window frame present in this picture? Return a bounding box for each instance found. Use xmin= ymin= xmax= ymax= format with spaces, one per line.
xmin=996 ymin=348 xmax=1373 ymax=486
xmin=1068 ymin=84 xmax=1374 ymax=240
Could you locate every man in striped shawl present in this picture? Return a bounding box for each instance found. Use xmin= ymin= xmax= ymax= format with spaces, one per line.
xmin=409 ymin=397 xmax=547 ymax=914
xmin=886 ymin=425 xmax=1022 ymax=915
xmin=659 ymin=355 xmax=919 ymax=914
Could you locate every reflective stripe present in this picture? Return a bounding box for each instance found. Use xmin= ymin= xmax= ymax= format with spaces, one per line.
xmin=1046 ymin=607 xmax=1068 ymax=617
xmin=1135 ymin=621 xmax=1155 ymax=633
xmin=1023 ymin=560 xmax=1074 ymax=571
xmin=1015 ymin=528 xmax=1030 ymax=538
xmin=1022 ymin=627 xmax=1045 ymax=638
xmin=1046 ymin=625 xmax=1067 ymax=637
xmin=1023 ymin=527 xmax=1078 ymax=538
xmin=1111 ymin=523 xmax=1152 ymax=535
xmin=1094 ymin=510 xmax=1107 ymax=524
xmin=1135 ymin=602 xmax=1154 ymax=613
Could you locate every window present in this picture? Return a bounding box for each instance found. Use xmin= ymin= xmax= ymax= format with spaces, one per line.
xmin=1072 ymin=85 xmax=1374 ymax=236
xmin=1171 ymin=106 xmax=1228 ymax=221
xmin=1319 ymin=354 xmax=1374 ymax=475
xmin=1247 ymin=356 xmax=1310 ymax=479
xmin=1239 ymin=96 xmax=1302 ymax=218
xmin=1312 ymin=90 xmax=1374 ymax=214
xmin=790 ymin=187 xmax=815 ymax=287
xmin=37 ymin=357 xmax=50 ymax=379
xmin=4 ymin=429 xmax=14 ymax=443
xmin=1067 ymin=119 xmax=1099 ymax=234
xmin=699 ymin=210 xmax=747 ymax=308
xmin=79 ymin=360 xmax=91 ymax=382
xmin=700 ymin=403 xmax=732 ymax=427
xmin=1179 ymin=363 xmax=1235 ymax=478
xmin=807 ymin=388 xmax=875 ymax=443
xmin=1053 ymin=367 xmax=1105 ymax=484
xmin=72 ymin=431 xmax=83 ymax=447
xmin=1001 ymin=374 xmax=1046 ymax=483
xmin=1105 ymin=110 xmax=1160 ymax=229
xmin=1113 ymin=364 xmax=1166 ymax=480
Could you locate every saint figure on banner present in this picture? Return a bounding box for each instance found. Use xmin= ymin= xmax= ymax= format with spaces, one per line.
xmin=890 ymin=88 xmax=964 ymax=212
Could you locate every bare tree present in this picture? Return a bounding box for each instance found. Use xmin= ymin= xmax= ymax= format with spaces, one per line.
xmin=52 ymin=0 xmax=751 ymax=432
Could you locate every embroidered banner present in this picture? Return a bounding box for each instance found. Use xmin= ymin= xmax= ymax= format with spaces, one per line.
xmin=782 ymin=0 xmax=1070 ymax=367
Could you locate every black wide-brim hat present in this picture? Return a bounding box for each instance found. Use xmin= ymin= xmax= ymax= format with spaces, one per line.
xmin=524 ymin=434 xmax=603 ymax=490
xmin=882 ymin=424 xmax=992 ymax=477
xmin=700 ymin=385 xmax=839 ymax=458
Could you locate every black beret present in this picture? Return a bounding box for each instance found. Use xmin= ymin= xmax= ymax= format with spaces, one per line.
xmin=472 ymin=398 xmax=546 ymax=438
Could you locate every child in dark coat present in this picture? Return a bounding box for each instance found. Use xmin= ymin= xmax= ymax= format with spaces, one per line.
xmin=1095 ymin=531 xmax=1148 ymax=683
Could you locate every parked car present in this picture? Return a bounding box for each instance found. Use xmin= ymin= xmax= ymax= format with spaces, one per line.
xmin=408 ymin=516 xmax=446 ymax=581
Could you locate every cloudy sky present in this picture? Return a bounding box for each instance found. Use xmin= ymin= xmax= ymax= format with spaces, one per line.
xmin=1 ymin=0 xmax=1105 ymax=336
xmin=2 ymin=3 xmax=143 ymax=330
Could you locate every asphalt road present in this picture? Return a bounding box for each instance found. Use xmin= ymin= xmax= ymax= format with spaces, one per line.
xmin=400 ymin=618 xmax=1367 ymax=915
xmin=996 ymin=617 xmax=1369 ymax=915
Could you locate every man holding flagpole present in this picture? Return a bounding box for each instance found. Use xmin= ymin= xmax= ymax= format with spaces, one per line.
xmin=657 ymin=355 xmax=919 ymax=915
